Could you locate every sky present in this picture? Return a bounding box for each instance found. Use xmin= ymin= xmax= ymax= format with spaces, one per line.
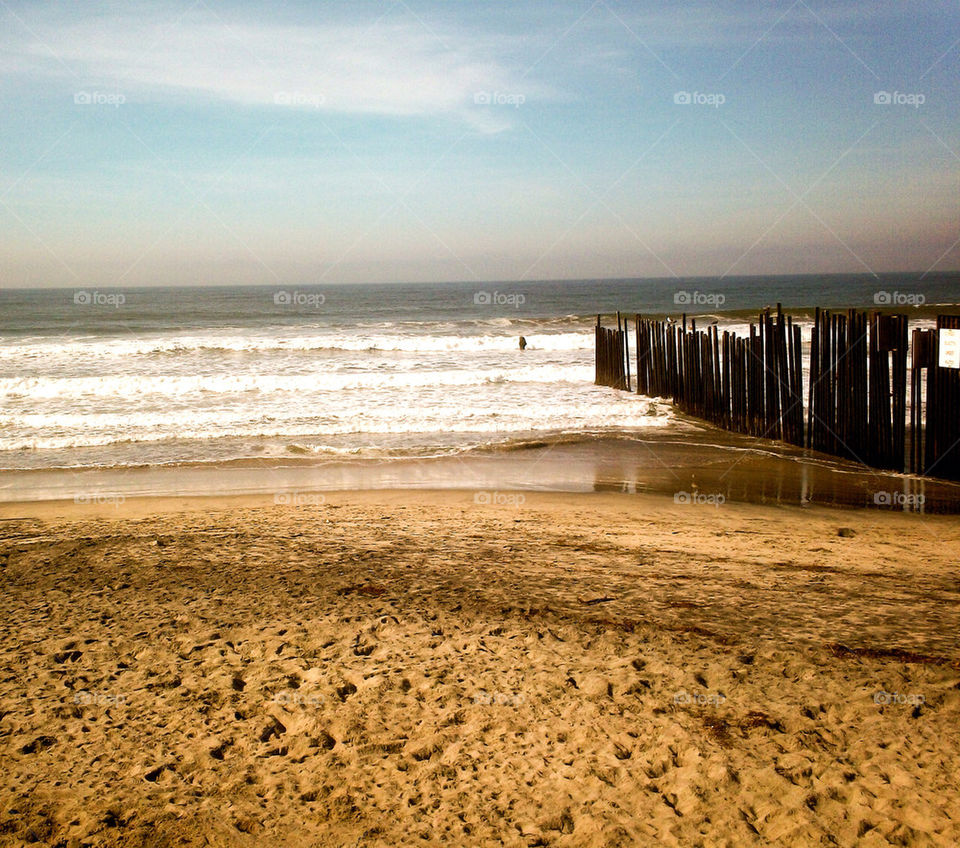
xmin=0 ymin=0 xmax=958 ymax=288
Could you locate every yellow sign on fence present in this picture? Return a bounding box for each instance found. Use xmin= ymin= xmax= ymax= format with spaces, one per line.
xmin=940 ymin=329 xmax=960 ymax=369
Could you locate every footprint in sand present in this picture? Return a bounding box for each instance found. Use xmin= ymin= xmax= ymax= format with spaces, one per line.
xmin=259 ymin=718 xmax=286 ymax=743
xmin=335 ymin=681 xmax=358 ymax=701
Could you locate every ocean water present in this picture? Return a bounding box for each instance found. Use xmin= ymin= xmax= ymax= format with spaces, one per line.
xmin=1 ymin=274 xmax=957 ymax=472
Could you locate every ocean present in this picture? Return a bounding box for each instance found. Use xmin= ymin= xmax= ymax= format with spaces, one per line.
xmin=1 ymin=273 xmax=957 ymax=477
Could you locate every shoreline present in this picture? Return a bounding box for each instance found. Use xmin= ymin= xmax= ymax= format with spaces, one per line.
xmin=4 ymin=428 xmax=959 ymax=513
xmin=0 ymin=483 xmax=957 ymax=522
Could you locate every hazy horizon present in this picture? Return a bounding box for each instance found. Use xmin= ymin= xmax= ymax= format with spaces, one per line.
xmin=3 ymin=268 xmax=960 ymax=293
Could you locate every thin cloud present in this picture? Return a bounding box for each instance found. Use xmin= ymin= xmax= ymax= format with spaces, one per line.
xmin=1 ymin=7 xmax=553 ymax=132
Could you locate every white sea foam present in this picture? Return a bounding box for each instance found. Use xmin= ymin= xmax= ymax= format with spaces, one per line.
xmin=0 ymin=330 xmax=593 ymax=361
xmin=5 ymin=275 xmax=955 ymax=471
xmin=0 ymin=397 xmax=670 ymax=451
xmin=0 ymin=317 xmax=673 ymax=465
xmin=0 ymin=364 xmax=595 ymax=399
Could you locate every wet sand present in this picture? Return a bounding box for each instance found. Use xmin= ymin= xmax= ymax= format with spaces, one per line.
xmin=4 ymin=427 xmax=959 ymax=513
xmin=1 ymin=490 xmax=959 ymax=846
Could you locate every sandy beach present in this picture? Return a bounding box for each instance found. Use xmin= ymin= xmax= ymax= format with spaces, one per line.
xmin=1 ymin=490 xmax=959 ymax=846
xmin=4 ymin=0 xmax=959 ymax=845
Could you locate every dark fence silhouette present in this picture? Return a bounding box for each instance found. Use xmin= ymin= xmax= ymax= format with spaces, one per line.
xmin=596 ymin=307 xmax=960 ymax=482
xmin=595 ymin=313 xmax=629 ymax=390
xmin=912 ymin=315 xmax=960 ymax=481
xmin=807 ymin=309 xmax=908 ymax=471
xmin=633 ymin=306 xmax=804 ymax=446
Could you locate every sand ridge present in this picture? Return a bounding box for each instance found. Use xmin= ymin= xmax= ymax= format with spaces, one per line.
xmin=1 ymin=491 xmax=959 ymax=846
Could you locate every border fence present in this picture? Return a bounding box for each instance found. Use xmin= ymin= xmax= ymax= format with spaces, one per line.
xmin=595 ymin=307 xmax=960 ymax=482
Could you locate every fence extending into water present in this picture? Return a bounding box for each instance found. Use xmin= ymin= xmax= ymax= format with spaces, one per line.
xmin=595 ymin=308 xmax=960 ymax=482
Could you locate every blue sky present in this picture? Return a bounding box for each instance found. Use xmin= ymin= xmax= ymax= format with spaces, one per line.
xmin=1 ymin=0 xmax=958 ymax=287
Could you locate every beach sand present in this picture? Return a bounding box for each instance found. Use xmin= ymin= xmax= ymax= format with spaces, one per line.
xmin=1 ymin=490 xmax=959 ymax=846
